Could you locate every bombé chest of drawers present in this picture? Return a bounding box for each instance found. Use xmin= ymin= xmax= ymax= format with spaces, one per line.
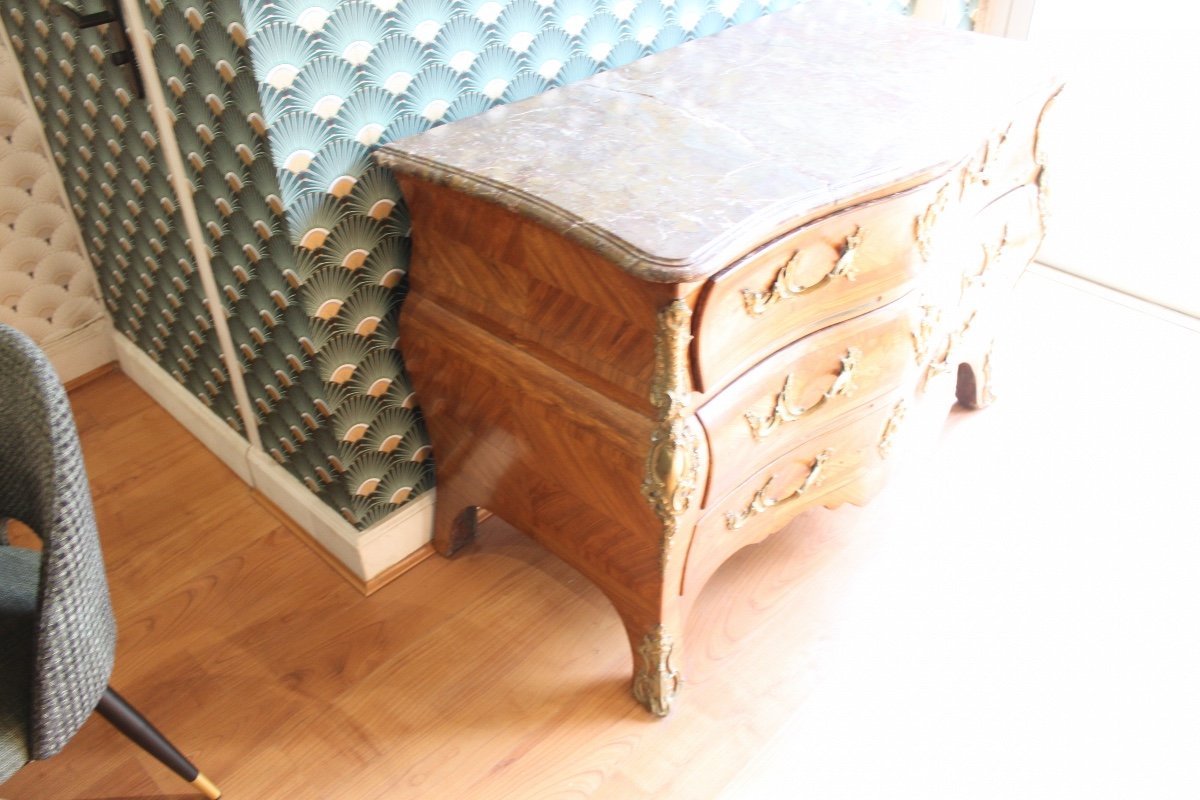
xmin=378 ymin=1 xmax=1061 ymax=716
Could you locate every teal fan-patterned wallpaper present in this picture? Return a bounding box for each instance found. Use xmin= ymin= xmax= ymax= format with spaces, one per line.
xmin=139 ymin=0 xmax=436 ymax=527
xmin=1 ymin=0 xmax=248 ymax=434
xmin=236 ymin=0 xmax=988 ymax=526
xmin=2 ymin=0 xmax=970 ymax=536
xmin=227 ymin=0 xmax=982 ymax=529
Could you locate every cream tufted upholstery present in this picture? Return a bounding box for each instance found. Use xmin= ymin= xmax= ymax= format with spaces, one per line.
xmin=0 ymin=41 xmax=101 ymax=348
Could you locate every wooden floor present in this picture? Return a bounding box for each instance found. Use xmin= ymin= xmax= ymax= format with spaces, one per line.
xmin=4 ymin=267 xmax=1198 ymax=800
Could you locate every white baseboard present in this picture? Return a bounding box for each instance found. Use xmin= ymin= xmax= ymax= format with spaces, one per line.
xmin=41 ymin=316 xmax=117 ymax=384
xmin=247 ymin=448 xmax=437 ymax=580
xmin=244 ymin=448 xmax=365 ymax=573
xmin=1029 ymin=262 xmax=1200 ymax=333
xmin=114 ymin=333 xmax=254 ymax=485
xmin=112 ymin=333 xmax=434 ymax=583
xmin=356 ymin=489 xmax=436 ymax=578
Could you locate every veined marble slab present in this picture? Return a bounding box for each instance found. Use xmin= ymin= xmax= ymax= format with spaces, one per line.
xmin=376 ymin=0 xmax=1057 ymax=283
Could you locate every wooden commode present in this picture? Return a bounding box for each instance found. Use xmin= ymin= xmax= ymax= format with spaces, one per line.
xmin=378 ymin=1 xmax=1061 ymax=715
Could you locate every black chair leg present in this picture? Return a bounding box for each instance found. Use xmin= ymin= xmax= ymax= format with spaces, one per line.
xmin=95 ymin=686 xmax=221 ymax=799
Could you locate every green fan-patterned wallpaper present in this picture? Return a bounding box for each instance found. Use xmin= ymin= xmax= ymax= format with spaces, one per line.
xmin=2 ymin=0 xmax=246 ymax=432
xmin=140 ymin=0 xmax=437 ymax=528
xmin=230 ymin=0 xmax=831 ymax=528
xmin=4 ymin=0 xmax=980 ymax=538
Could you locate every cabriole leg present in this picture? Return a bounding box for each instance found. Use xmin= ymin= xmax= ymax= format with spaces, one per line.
xmin=956 ymin=341 xmax=998 ymax=409
xmin=631 ymin=623 xmax=683 ymax=716
xmin=431 ymin=469 xmax=479 ymax=556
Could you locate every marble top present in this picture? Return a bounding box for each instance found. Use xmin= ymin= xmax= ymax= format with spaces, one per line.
xmin=376 ymin=1 xmax=1058 ymax=283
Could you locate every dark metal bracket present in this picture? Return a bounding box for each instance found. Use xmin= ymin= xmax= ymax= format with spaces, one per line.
xmin=51 ymin=0 xmax=144 ymax=98
xmin=50 ymin=0 xmax=116 ymax=27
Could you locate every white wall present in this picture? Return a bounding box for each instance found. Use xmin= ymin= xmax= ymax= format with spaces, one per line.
xmin=1024 ymin=0 xmax=1200 ymax=317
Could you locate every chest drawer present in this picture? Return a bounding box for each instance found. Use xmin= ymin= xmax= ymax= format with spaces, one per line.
xmin=696 ymin=298 xmax=921 ymax=506
xmin=914 ymin=182 xmax=1044 ymax=385
xmin=682 ymin=395 xmax=900 ymax=596
xmin=960 ymin=182 xmax=1044 ymax=301
xmin=691 ymin=180 xmax=940 ymax=394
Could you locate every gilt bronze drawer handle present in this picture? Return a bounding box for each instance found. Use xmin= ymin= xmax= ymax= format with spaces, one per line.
xmin=916 ymin=182 xmax=952 ymax=261
xmin=878 ymin=399 xmax=908 ymax=459
xmin=742 ymin=227 xmax=862 ymax=317
xmin=963 ymin=123 xmax=1012 ymax=190
xmin=912 ymin=303 xmax=941 ymax=364
xmin=744 ymin=347 xmax=862 ymax=440
xmin=1035 ymin=89 xmax=1062 ymax=232
xmin=927 ymin=310 xmax=978 ymax=378
xmin=962 ymin=225 xmax=1009 ymax=296
xmin=725 ymin=449 xmax=833 ymax=531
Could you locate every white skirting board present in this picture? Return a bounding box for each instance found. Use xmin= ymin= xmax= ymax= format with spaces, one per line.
xmin=41 ymin=316 xmax=117 ymax=385
xmin=112 ymin=333 xmax=435 ymax=582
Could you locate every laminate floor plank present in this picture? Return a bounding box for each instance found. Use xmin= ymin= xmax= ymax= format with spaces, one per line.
xmin=2 ymin=269 xmax=1197 ymax=800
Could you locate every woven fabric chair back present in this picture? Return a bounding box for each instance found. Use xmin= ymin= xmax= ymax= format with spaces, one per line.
xmin=0 ymin=324 xmax=115 ymax=760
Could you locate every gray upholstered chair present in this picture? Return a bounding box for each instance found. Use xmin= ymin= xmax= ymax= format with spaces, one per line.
xmin=0 ymin=323 xmax=220 ymax=798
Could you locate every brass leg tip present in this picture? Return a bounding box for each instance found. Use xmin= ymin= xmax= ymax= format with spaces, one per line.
xmin=192 ymin=772 xmax=222 ymax=799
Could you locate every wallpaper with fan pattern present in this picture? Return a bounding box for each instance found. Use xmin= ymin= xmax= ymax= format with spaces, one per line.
xmin=221 ymin=0 xmax=831 ymax=529
xmin=2 ymin=0 xmax=981 ymax=536
xmin=0 ymin=36 xmax=104 ymax=348
xmin=1 ymin=0 xmax=251 ymax=437
xmin=140 ymin=0 xmax=436 ymax=527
